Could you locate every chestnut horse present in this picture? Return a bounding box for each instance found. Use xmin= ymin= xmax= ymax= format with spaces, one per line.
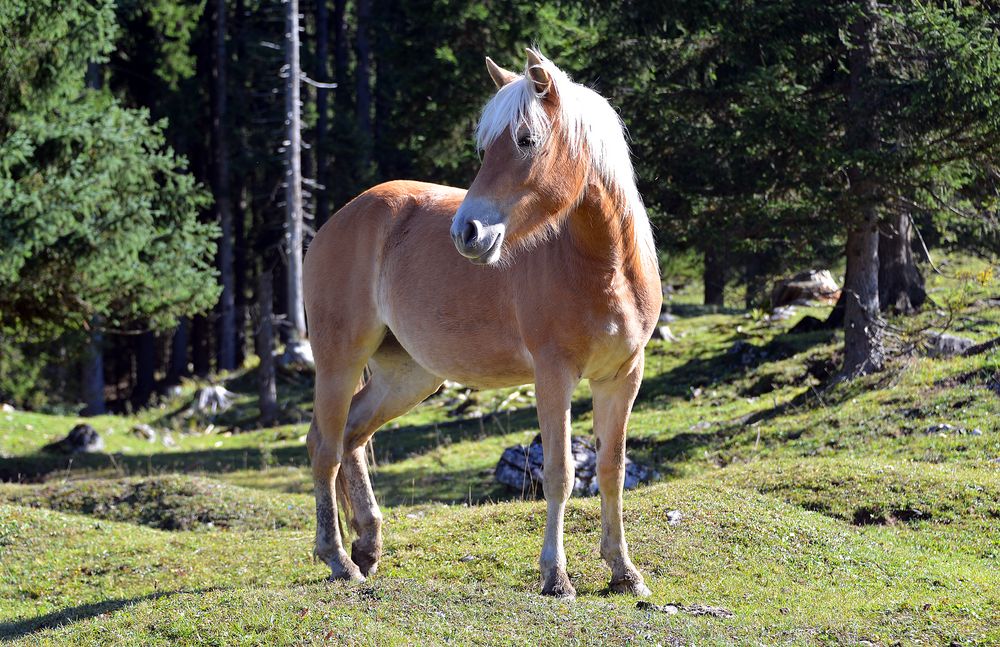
xmin=303 ymin=49 xmax=661 ymax=598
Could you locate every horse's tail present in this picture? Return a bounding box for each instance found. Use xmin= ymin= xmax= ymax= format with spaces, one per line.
xmin=335 ymin=464 xmax=354 ymax=542
xmin=335 ymin=366 xmax=372 ymax=541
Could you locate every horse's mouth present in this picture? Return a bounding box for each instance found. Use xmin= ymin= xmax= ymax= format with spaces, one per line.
xmin=467 ymin=231 xmax=504 ymax=265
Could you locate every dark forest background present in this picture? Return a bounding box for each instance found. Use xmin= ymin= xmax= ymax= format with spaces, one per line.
xmin=2 ymin=0 xmax=999 ymax=414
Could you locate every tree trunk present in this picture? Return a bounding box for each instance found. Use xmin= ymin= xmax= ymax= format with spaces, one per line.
xmin=373 ymin=0 xmax=392 ymax=178
xmin=167 ymin=319 xmax=190 ymax=385
xmin=703 ymin=243 xmax=726 ymax=307
xmin=192 ymin=315 xmax=212 ymax=377
xmin=878 ymin=209 xmax=925 ymax=314
xmin=80 ymin=65 xmax=107 ymax=416
xmin=355 ymin=0 xmax=373 ymax=173
xmin=284 ymin=0 xmax=308 ymax=342
xmin=333 ymin=0 xmax=349 ymax=106
xmin=742 ymin=249 xmax=767 ymax=310
xmin=132 ymin=331 xmax=156 ymax=408
xmin=843 ymin=222 xmax=883 ymax=375
xmin=256 ymin=269 xmax=278 ymax=425
xmin=315 ymin=0 xmax=331 ymax=227
xmin=841 ymin=0 xmax=884 ymax=377
xmin=213 ymin=0 xmax=236 ymax=371
xmin=234 ymin=179 xmax=249 ymax=367
xmin=81 ymin=322 xmax=106 ymax=416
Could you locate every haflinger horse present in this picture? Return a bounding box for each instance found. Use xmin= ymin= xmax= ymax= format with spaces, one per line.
xmin=303 ymin=48 xmax=661 ymax=598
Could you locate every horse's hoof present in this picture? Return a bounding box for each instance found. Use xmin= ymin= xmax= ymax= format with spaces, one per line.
xmin=328 ymin=569 xmax=366 ymax=583
xmin=541 ymin=570 xmax=576 ymax=599
xmin=327 ymin=561 xmax=366 ymax=583
xmin=608 ymin=574 xmax=651 ymax=597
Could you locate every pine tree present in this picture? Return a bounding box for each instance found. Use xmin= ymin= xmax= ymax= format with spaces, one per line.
xmin=0 ymin=0 xmax=219 ymax=406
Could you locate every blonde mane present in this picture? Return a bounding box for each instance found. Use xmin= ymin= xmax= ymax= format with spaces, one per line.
xmin=474 ymin=54 xmax=656 ymax=264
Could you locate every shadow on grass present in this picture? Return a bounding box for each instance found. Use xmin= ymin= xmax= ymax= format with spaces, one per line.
xmin=639 ymin=329 xmax=836 ymax=401
xmin=0 ymin=587 xmax=225 ymax=640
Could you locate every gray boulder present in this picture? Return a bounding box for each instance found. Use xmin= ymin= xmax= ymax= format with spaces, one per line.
xmin=926 ymin=333 xmax=975 ymax=358
xmin=495 ymin=434 xmax=655 ymax=496
xmin=42 ymin=424 xmax=104 ymax=454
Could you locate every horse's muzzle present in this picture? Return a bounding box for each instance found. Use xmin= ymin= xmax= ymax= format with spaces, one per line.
xmin=451 ymin=201 xmax=506 ymax=265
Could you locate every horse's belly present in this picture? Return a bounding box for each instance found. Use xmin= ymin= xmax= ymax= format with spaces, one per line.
xmin=382 ymin=307 xmax=535 ymax=388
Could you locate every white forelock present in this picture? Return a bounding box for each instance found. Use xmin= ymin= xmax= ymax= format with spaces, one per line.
xmin=474 ymin=54 xmax=656 ymax=263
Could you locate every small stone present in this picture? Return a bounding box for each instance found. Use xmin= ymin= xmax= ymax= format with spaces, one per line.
xmin=667 ymin=510 xmax=683 ymax=525
xmin=459 ymin=555 xmax=476 ymax=562
xmin=767 ymin=305 xmax=797 ymax=322
xmin=193 ymin=385 xmax=236 ymax=414
xmin=131 ymin=424 xmax=157 ymax=442
xmin=162 ymin=433 xmax=176 ymax=448
xmin=650 ymin=325 xmax=678 ymax=342
xmin=1 ymin=403 xmax=14 ymax=412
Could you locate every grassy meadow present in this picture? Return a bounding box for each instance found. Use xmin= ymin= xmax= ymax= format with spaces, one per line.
xmin=1 ymin=256 xmax=998 ymax=645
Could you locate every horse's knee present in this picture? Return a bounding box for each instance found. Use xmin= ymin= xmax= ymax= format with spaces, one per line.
xmin=596 ymin=435 xmax=626 ymax=492
xmin=542 ymin=462 xmax=573 ymax=502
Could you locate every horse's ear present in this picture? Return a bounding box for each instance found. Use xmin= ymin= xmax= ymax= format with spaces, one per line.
xmin=525 ymin=47 xmax=554 ymax=99
xmin=485 ymin=56 xmax=517 ymax=89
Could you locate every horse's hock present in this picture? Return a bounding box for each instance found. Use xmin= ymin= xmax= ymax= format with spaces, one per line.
xmin=495 ymin=434 xmax=656 ymax=496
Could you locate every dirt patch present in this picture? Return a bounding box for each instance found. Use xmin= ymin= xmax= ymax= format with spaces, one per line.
xmin=851 ymin=506 xmax=931 ymax=526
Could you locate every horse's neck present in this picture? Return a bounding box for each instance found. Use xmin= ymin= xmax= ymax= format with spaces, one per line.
xmin=563 ymin=180 xmax=644 ymax=274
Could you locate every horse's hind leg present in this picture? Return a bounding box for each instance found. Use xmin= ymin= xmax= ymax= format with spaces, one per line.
xmin=338 ymin=336 xmax=443 ymax=576
xmin=306 ymin=317 xmax=384 ymax=581
xmin=307 ymin=361 xmax=371 ymax=582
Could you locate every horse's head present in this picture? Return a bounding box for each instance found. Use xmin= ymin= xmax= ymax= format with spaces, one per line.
xmin=451 ymin=49 xmax=591 ymax=265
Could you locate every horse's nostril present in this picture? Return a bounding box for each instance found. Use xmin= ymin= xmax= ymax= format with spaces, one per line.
xmin=462 ymin=221 xmax=480 ymax=246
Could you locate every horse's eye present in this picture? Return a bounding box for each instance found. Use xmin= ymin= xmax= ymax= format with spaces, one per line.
xmin=517 ymin=134 xmax=534 ymax=148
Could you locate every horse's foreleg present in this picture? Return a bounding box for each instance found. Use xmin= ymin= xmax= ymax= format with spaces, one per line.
xmin=534 ymin=360 xmax=578 ymax=598
xmin=590 ymin=352 xmax=650 ymax=596
xmin=309 ymin=371 xmax=366 ymax=582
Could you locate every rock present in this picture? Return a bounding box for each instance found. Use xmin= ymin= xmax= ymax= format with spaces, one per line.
xmin=770 ymin=270 xmax=841 ymax=308
xmin=925 ymin=423 xmax=982 ymax=436
xmin=279 ymin=339 xmax=314 ymax=367
xmin=194 ymin=385 xmax=236 ymax=414
xmin=925 ymin=333 xmax=975 ymax=358
xmin=650 ymin=325 xmax=678 ymax=342
xmin=42 ymin=424 xmax=104 ymax=454
xmin=728 ymin=340 xmax=765 ymax=366
xmin=495 ymin=434 xmax=656 ymax=496
xmin=161 ymin=433 xmax=177 ymax=448
xmin=788 ymin=315 xmax=828 ymax=334
xmin=131 ymin=424 xmax=158 ymax=442
xmin=637 ymin=600 xmax=734 ymax=619
xmin=666 ymin=510 xmax=683 ymax=525
xmin=1 ymin=403 xmax=14 ymax=412
xmin=766 ymin=305 xmax=797 ymax=322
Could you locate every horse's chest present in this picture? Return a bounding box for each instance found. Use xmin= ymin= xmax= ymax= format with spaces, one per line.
xmin=520 ymin=283 xmax=651 ymax=378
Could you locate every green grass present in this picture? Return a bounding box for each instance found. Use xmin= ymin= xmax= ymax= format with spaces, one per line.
xmin=0 ymin=255 xmax=997 ymax=644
